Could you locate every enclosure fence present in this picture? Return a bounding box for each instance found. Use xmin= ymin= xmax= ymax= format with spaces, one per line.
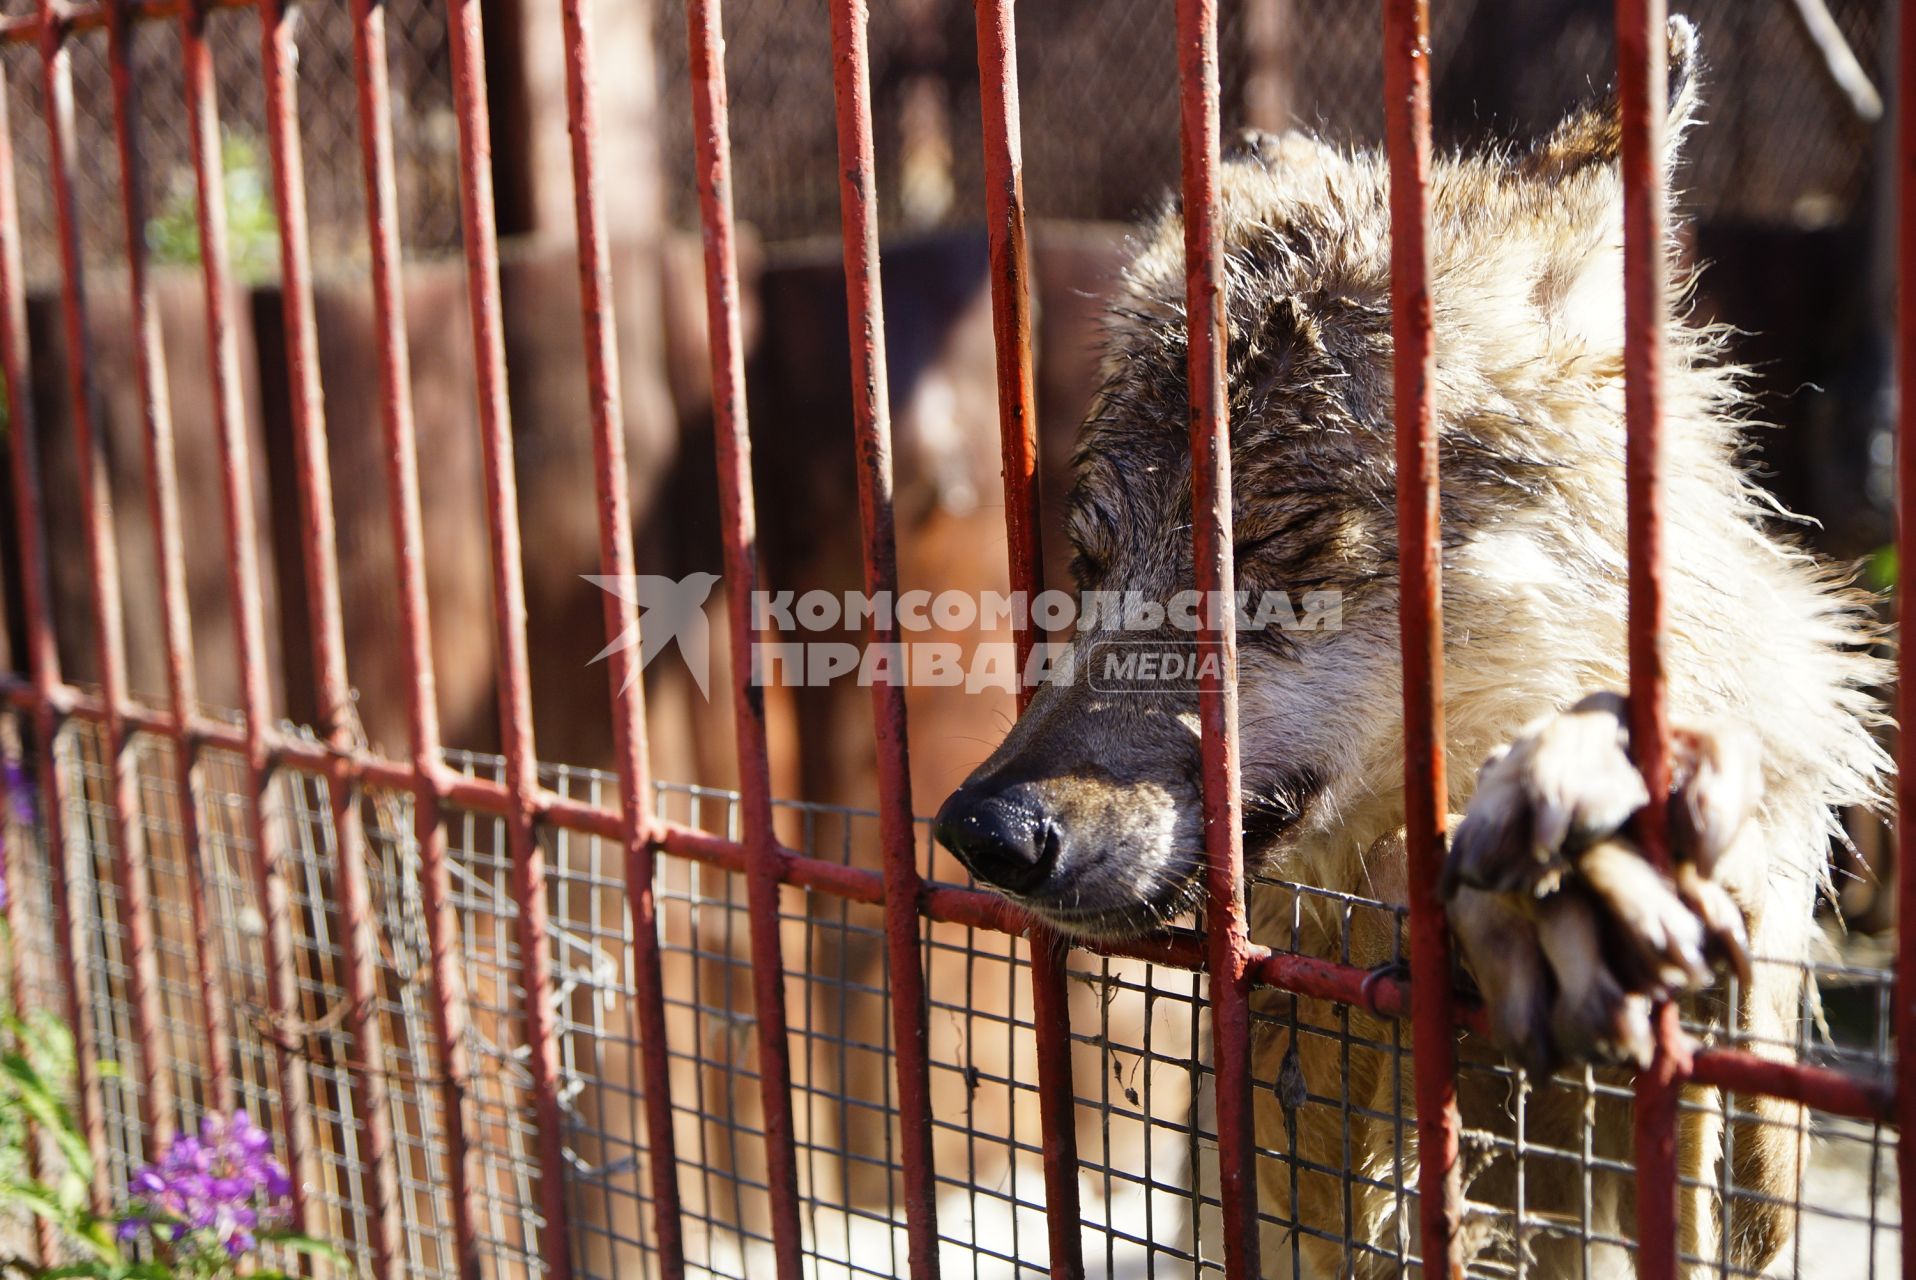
xmin=0 ymin=0 xmax=1904 ymax=1277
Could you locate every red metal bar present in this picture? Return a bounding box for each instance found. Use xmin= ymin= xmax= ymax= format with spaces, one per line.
xmin=0 ymin=0 xmax=252 ymax=44
xmin=0 ymin=166 xmax=58 ymax=1251
xmin=46 ymin=0 xmax=175 ymax=1149
xmin=155 ymin=0 xmax=319 ymax=1211
xmin=440 ymin=0 xmax=574 ymax=1266
xmin=685 ymin=3 xmax=806 ymax=1273
xmin=1688 ymin=1048 xmax=1894 ymax=1125
xmin=826 ymin=2 xmax=940 ymax=1273
xmin=972 ymin=0 xmax=1043 ymax=683
xmin=120 ymin=0 xmax=318 ymax=1218
xmin=0 ymin=50 xmax=109 ymax=1208
xmin=1896 ymin=0 xmax=1916 ymax=1268
xmin=1174 ymin=2 xmax=1258 ymax=1275
xmin=148 ymin=0 xmax=235 ymax=1131
xmin=103 ymin=0 xmax=241 ymax=1131
xmin=0 ymin=669 xmax=1890 ymax=1135
xmin=221 ymin=0 xmax=403 ymax=1265
xmin=1616 ymin=4 xmax=1686 ymax=1275
xmin=345 ymin=0 xmax=485 ymax=1267
xmin=554 ymin=0 xmax=687 ymax=1270
xmin=971 ymin=5 xmax=1084 ymax=1273
xmin=1381 ymin=2 xmax=1463 ymax=1273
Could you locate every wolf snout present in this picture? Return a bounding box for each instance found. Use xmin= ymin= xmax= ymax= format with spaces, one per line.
xmin=932 ymin=783 xmax=1063 ymax=895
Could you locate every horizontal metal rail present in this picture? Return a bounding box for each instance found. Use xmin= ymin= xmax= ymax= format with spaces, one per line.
xmin=0 ymin=672 xmax=1889 ymax=1129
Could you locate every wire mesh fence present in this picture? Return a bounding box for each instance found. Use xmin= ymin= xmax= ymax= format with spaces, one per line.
xmin=0 ymin=0 xmax=459 ymax=284
xmin=4 ymin=719 xmax=1899 ymax=1277
xmin=647 ymin=0 xmax=1890 ymax=243
xmin=0 ymin=0 xmax=1884 ymax=282
xmin=0 ymin=0 xmax=1904 ymax=1275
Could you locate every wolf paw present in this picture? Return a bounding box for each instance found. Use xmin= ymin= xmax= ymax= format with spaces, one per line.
xmin=1442 ymin=693 xmax=1759 ymax=1075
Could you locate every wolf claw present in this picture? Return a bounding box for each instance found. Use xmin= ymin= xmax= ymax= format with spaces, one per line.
xmin=1444 ymin=692 xmax=1759 ymax=1071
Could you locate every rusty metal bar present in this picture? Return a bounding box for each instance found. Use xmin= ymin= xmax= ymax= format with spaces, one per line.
xmin=151 ymin=0 xmax=234 ymax=1133
xmin=685 ymin=2 xmax=805 ymax=1273
xmin=1382 ymin=1 xmax=1463 ymax=1273
xmin=1896 ymin=0 xmax=1916 ymax=1269
xmin=439 ymin=0 xmax=574 ymax=1266
xmin=224 ymin=0 xmax=404 ymax=1264
xmin=0 ymin=50 xmax=109 ymax=1208
xmin=9 ymin=658 xmax=1897 ymax=1127
xmin=972 ymin=0 xmax=1042 ymax=681
xmin=221 ymin=0 xmax=341 ymax=1237
xmin=0 ymin=693 xmax=1891 ymax=1139
xmin=112 ymin=0 xmax=227 ymax=1132
xmin=44 ymin=0 xmax=175 ymax=1149
xmin=555 ymin=0 xmax=687 ymax=1270
xmin=0 ymin=0 xmax=253 ymax=46
xmin=826 ymin=1 xmax=940 ymax=1274
xmin=971 ymin=5 xmax=1084 ymax=1273
xmin=0 ymin=124 xmax=59 ymax=1248
xmin=1174 ymin=1 xmax=1258 ymax=1275
xmin=345 ymin=0 xmax=484 ymax=1266
xmin=115 ymin=0 xmax=316 ymax=1218
xmin=1616 ymin=3 xmax=1686 ymax=1275
xmin=107 ymin=0 xmax=242 ymax=1131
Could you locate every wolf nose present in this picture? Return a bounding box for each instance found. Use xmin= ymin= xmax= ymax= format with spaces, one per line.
xmin=933 ymin=784 xmax=1059 ymax=896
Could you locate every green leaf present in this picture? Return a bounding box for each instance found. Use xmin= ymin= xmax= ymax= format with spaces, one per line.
xmin=1866 ymin=543 xmax=1898 ymax=592
xmin=0 ymin=1183 xmax=114 ymax=1262
xmin=0 ymin=1052 xmax=92 ymax=1182
xmin=37 ymin=1264 xmax=119 ymax=1279
xmin=258 ymin=1230 xmax=348 ymax=1263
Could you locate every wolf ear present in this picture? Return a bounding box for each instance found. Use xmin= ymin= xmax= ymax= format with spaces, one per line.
xmin=1228 ymin=127 xmax=1340 ymax=174
xmin=1520 ymin=15 xmax=1700 ymax=182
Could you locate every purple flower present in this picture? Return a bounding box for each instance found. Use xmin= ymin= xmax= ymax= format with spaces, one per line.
xmin=0 ymin=756 xmax=33 ymax=915
xmin=119 ymin=1109 xmax=292 ymax=1263
xmin=2 ymin=758 xmax=33 ymax=826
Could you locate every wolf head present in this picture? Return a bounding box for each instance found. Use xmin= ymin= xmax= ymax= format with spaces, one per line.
xmin=933 ymin=21 xmax=1762 ymax=935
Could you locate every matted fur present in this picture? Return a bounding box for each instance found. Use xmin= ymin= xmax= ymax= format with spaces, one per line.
xmin=935 ymin=17 xmax=1890 ymax=1276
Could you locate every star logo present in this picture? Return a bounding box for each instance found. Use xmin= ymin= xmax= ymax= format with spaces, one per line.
xmin=582 ymin=572 xmax=721 ymax=699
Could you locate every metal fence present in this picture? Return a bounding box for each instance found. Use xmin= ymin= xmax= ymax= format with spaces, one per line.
xmin=0 ymin=1 xmax=1906 ymax=1279
xmin=649 ymin=0 xmax=1889 ymax=244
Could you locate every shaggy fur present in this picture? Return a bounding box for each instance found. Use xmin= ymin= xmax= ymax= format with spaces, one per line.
xmin=934 ymin=18 xmax=1889 ymax=1276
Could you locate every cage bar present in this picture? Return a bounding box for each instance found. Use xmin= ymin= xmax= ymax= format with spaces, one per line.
xmin=344 ymin=0 xmax=487 ymax=1267
xmin=437 ymin=0 xmax=577 ymax=1267
xmin=0 ymin=46 xmax=110 ymax=1210
xmin=970 ymin=5 xmax=1087 ymax=1274
xmin=54 ymin=0 xmax=177 ymax=1150
xmin=0 ymin=80 xmax=62 ymax=1244
xmin=4 ymin=642 xmax=1895 ymax=1104
xmin=1173 ymin=1 xmax=1260 ymax=1275
xmin=1616 ymin=2 xmax=1685 ymax=1275
xmin=1896 ymin=0 xmax=1916 ymax=1270
xmin=232 ymin=0 xmax=406 ymax=1263
xmin=972 ymin=0 xmax=1043 ymax=675
xmin=1381 ymin=0 xmax=1464 ymax=1273
xmin=825 ymin=1 xmax=942 ymax=1275
xmin=684 ymin=2 xmax=807 ymax=1275
xmin=135 ymin=0 xmax=321 ymax=1218
xmin=115 ymin=0 xmax=239 ymax=1131
xmin=556 ymin=0 xmax=689 ymax=1273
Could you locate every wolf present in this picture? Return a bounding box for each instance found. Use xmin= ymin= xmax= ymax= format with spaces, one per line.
xmin=933 ymin=18 xmax=1887 ymax=1276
